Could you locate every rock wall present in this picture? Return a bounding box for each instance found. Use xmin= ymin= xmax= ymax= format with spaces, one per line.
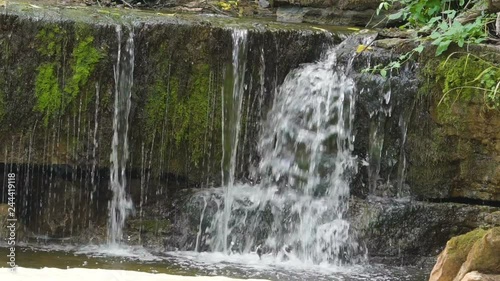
xmin=1 ymin=3 xmax=500 ymax=266
xmin=0 ymin=3 xmax=332 ymax=237
xmin=407 ymin=46 xmax=500 ymax=202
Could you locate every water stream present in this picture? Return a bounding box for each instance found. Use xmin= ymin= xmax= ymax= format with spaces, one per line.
xmin=108 ymin=25 xmax=135 ymax=245
xmin=0 ymin=22 xmax=431 ymax=280
xmin=200 ymin=42 xmax=365 ymax=265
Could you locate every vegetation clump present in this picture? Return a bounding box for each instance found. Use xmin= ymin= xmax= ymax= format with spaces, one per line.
xmin=34 ymin=25 xmax=103 ymax=125
xmin=366 ymin=0 xmax=497 ymax=72
xmin=365 ymin=0 xmax=500 ymax=110
xmin=436 ymin=53 xmax=500 ymax=109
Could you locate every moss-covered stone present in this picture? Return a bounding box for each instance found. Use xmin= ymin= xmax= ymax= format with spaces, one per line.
xmin=429 ymin=228 xmax=488 ymax=281
xmin=455 ymin=227 xmax=500 ymax=280
xmin=430 ymin=227 xmax=500 ymax=281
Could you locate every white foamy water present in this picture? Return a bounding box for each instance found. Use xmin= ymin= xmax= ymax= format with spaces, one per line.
xmin=0 ymin=267 xmax=269 ymax=281
xmin=200 ymin=45 xmax=364 ymax=265
xmin=75 ymin=244 xmax=160 ymax=261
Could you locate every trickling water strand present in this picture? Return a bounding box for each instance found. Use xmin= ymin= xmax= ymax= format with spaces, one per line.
xmin=108 ymin=25 xmax=135 ymax=245
xmin=202 ymin=46 xmax=364 ymax=265
xmin=195 ymin=196 xmax=208 ymax=252
xmin=396 ymin=100 xmax=414 ymax=198
xmin=211 ymin=29 xmax=248 ymax=253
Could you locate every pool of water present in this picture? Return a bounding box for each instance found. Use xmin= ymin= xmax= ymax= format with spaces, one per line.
xmin=0 ymin=244 xmax=429 ymax=281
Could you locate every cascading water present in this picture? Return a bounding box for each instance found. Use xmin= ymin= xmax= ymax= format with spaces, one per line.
xmin=108 ymin=25 xmax=135 ymax=245
xmin=202 ymin=43 xmax=364 ymax=265
xmin=210 ymin=29 xmax=248 ymax=253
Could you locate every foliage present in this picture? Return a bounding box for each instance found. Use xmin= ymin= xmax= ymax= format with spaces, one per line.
xmin=218 ymin=0 xmax=238 ymax=11
xmin=429 ymin=15 xmax=493 ymax=56
xmin=371 ymin=0 xmax=495 ymax=61
xmin=376 ymin=0 xmax=495 ymax=56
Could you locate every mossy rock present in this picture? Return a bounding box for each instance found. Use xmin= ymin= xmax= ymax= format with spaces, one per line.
xmin=430 ymin=228 xmax=488 ymax=281
xmin=454 ymin=227 xmax=500 ymax=280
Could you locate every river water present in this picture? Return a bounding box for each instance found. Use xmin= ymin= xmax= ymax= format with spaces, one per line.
xmin=0 ymin=245 xmax=429 ymax=281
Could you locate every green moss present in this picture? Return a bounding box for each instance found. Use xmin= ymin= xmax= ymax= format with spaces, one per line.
xmin=35 ymin=63 xmax=63 ymax=125
xmin=447 ymin=228 xmax=487 ymax=259
xmin=146 ymin=63 xmax=211 ymax=168
xmin=0 ymin=90 xmax=5 ymax=122
xmin=64 ymin=35 xmax=102 ymax=101
xmin=436 ymin=55 xmax=500 ymax=116
xmin=34 ymin=25 xmax=102 ymax=125
xmin=36 ymin=25 xmax=66 ymax=58
xmin=185 ymin=64 xmax=211 ymax=164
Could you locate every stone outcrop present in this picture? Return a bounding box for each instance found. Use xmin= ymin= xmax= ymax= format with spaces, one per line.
xmin=429 ymin=227 xmax=500 ymax=281
xmin=454 ymin=228 xmax=500 ymax=281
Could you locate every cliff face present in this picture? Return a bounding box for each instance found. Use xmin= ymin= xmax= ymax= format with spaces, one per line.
xmin=1 ymin=2 xmax=500 ymax=265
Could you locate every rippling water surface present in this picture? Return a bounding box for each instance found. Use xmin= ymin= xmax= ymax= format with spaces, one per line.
xmin=0 ymin=245 xmax=428 ymax=281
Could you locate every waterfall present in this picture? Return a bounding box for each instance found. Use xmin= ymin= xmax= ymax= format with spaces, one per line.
xmin=108 ymin=25 xmax=135 ymax=245
xmin=202 ymin=43 xmax=364 ymax=265
xmin=211 ymin=29 xmax=248 ymax=253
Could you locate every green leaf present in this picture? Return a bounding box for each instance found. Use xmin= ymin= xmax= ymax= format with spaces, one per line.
xmin=413 ymin=44 xmax=424 ymax=54
xmin=435 ymin=40 xmax=451 ymax=56
xmin=380 ymin=69 xmax=387 ymax=78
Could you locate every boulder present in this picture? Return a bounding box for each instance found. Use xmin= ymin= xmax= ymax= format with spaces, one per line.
xmin=454 ymin=228 xmax=500 ymax=281
xmin=429 ymin=228 xmax=500 ymax=281
xmin=429 ymin=229 xmax=488 ymax=281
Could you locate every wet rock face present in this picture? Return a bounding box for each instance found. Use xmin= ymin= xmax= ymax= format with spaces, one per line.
xmin=0 ymin=5 xmax=331 ymax=239
xmin=349 ymin=199 xmax=500 ymax=265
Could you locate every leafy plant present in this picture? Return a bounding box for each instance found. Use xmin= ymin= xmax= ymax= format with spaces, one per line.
xmin=429 ymin=14 xmax=493 ymax=56
xmin=365 ymin=0 xmax=495 ymax=78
